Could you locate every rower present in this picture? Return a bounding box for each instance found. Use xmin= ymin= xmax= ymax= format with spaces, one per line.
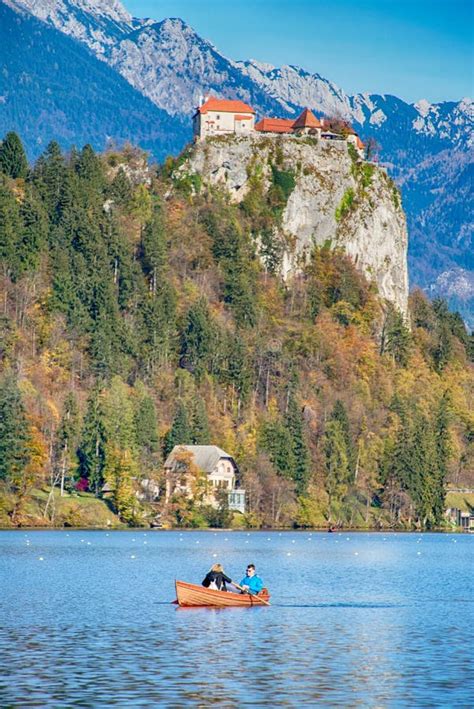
xmin=239 ymin=563 xmax=264 ymax=594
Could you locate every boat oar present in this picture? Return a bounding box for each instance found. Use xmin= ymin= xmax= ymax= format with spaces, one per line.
xmin=231 ymin=580 xmax=270 ymax=606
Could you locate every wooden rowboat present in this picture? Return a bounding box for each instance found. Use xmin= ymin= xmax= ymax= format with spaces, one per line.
xmin=174 ymin=580 xmax=270 ymax=607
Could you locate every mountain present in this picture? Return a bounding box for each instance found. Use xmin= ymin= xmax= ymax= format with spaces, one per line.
xmin=3 ymin=0 xmax=473 ymax=324
xmin=0 ymin=3 xmax=188 ymax=160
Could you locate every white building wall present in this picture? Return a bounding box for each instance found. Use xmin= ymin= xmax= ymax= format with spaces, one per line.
xmin=196 ymin=111 xmax=255 ymax=139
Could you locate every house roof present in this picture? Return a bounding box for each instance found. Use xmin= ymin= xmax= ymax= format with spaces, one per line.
xmin=356 ymin=136 xmax=365 ymax=150
xmin=164 ymin=445 xmax=237 ymax=473
xmin=255 ymin=117 xmax=295 ymax=133
xmin=234 ymin=114 xmax=253 ymax=120
xmin=196 ymin=97 xmax=255 ymax=115
xmin=293 ymin=108 xmax=322 ymax=129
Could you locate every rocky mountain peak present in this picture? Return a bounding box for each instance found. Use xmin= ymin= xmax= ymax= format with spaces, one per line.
xmin=9 ymin=0 xmax=132 ymax=52
xmin=184 ymin=135 xmax=409 ymax=313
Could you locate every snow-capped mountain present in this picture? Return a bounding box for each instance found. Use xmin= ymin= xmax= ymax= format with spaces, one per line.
xmin=3 ymin=0 xmax=473 ymax=324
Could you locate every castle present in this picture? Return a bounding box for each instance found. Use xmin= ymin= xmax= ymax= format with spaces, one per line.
xmin=193 ymin=96 xmax=365 ymax=155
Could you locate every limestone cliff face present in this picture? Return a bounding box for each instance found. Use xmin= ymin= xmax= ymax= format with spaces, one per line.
xmin=183 ymin=135 xmax=409 ymax=314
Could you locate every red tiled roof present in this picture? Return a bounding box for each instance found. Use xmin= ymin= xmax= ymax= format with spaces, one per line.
xmin=235 ymin=114 xmax=253 ymax=120
xmin=255 ymin=117 xmax=295 ymax=133
xmin=356 ymin=136 xmax=365 ymax=150
xmin=293 ymin=108 xmax=322 ymax=129
xmin=197 ymin=96 xmax=255 ymax=115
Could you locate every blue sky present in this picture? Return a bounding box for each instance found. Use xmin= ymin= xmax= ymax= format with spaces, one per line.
xmin=125 ymin=0 xmax=473 ymax=103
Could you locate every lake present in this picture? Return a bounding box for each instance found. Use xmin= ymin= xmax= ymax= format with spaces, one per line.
xmin=0 ymin=530 xmax=473 ymax=707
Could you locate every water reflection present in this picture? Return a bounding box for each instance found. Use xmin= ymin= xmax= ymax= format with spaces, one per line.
xmin=0 ymin=530 xmax=473 ymax=707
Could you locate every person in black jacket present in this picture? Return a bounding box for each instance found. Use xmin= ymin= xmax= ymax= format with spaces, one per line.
xmin=202 ymin=563 xmax=232 ymax=591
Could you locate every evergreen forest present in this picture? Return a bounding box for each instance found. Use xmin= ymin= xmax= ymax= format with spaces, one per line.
xmin=0 ymin=132 xmax=473 ymax=530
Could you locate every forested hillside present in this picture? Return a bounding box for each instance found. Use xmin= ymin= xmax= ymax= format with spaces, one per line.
xmin=0 ymin=132 xmax=473 ymax=530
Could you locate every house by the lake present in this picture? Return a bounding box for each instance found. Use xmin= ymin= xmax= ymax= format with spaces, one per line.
xmin=164 ymin=444 xmax=246 ymax=513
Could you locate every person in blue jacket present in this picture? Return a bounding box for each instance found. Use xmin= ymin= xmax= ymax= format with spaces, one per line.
xmin=239 ymin=563 xmax=263 ymax=594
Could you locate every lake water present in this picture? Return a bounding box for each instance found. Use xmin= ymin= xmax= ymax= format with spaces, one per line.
xmin=0 ymin=530 xmax=473 ymax=708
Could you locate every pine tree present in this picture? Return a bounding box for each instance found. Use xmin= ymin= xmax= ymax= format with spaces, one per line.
xmin=141 ymin=205 xmax=167 ymax=295
xmin=0 ymin=132 xmax=28 ymax=179
xmin=191 ymin=397 xmax=210 ymax=444
xmin=0 ymin=180 xmax=22 ymax=279
xmin=134 ymin=387 xmax=161 ymax=475
xmin=324 ymin=420 xmax=350 ymax=520
xmin=382 ymin=308 xmax=411 ymax=366
xmin=330 ymin=400 xmax=355 ymax=479
xmin=56 ymin=393 xmax=80 ymax=495
xmin=77 ymin=386 xmax=107 ymax=494
xmin=109 ymin=168 xmax=132 ymax=207
xmin=432 ymin=392 xmax=452 ymax=524
xmin=164 ymin=401 xmax=192 ymax=457
xmin=285 ymin=388 xmax=311 ymax=494
xmin=17 ymin=186 xmax=48 ymax=276
xmin=32 ymin=141 xmax=66 ymax=220
xmin=180 ymin=298 xmax=215 ymax=380
xmin=0 ymin=373 xmax=31 ymax=482
xmin=258 ymin=413 xmax=296 ymax=481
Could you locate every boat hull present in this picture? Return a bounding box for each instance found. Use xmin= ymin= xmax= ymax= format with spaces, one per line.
xmin=174 ymin=580 xmax=270 ymax=607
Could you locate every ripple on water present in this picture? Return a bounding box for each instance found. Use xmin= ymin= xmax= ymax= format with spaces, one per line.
xmin=0 ymin=530 xmax=472 ymax=707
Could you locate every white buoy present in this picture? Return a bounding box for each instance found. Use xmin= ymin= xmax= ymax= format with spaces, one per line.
xmin=38 ymin=557 xmax=44 ymax=561
xmin=287 ymin=552 xmax=291 ymax=556
xmin=131 ymin=555 xmax=136 ymax=559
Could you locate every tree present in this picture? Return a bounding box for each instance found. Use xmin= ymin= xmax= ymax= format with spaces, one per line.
xmin=258 ymin=408 xmax=296 ymax=481
xmin=31 ymin=141 xmax=66 ymax=219
xmin=180 ymin=299 xmax=216 ymax=380
xmin=432 ymin=392 xmax=452 ymax=524
xmin=56 ymin=393 xmax=80 ymax=496
xmin=191 ymin=396 xmax=210 ymax=445
xmin=164 ymin=401 xmax=192 ymax=457
xmin=324 ymin=420 xmax=350 ymax=521
xmin=330 ymin=400 xmax=355 ymax=480
xmin=0 ymin=374 xmax=31 ymax=482
xmin=18 ymin=186 xmax=48 ymax=275
xmin=285 ymin=384 xmax=311 ymax=494
xmin=141 ymin=205 xmax=167 ymax=295
xmin=0 ymin=180 xmax=22 ymax=279
xmin=104 ymin=446 xmax=139 ymax=524
xmin=0 ymin=132 xmax=28 ymax=179
xmin=109 ymin=168 xmax=132 ymax=207
xmin=134 ymin=388 xmax=161 ymax=476
xmin=77 ymin=386 xmax=107 ymax=494
xmin=381 ymin=307 xmax=411 ymax=366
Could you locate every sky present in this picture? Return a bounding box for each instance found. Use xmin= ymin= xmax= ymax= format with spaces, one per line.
xmin=125 ymin=0 xmax=473 ymax=103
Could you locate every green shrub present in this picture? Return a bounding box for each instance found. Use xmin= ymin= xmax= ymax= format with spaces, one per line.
xmin=335 ymin=187 xmax=355 ymax=221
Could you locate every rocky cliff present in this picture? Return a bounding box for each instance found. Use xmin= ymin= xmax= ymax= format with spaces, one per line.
xmin=182 ymin=135 xmax=409 ymax=314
